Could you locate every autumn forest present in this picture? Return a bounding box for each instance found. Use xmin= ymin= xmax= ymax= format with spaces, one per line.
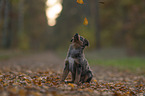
xmin=0 ymin=0 xmax=145 ymax=96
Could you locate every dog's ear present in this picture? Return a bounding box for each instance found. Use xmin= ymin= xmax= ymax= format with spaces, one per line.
xmin=70 ymin=39 xmax=73 ymax=42
xmin=84 ymin=39 xmax=89 ymax=46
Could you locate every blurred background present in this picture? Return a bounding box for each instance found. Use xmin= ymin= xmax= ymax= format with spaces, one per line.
xmin=0 ymin=0 xmax=145 ymax=72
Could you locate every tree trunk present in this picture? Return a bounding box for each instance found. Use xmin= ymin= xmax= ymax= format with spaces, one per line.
xmin=18 ymin=0 xmax=25 ymax=49
xmin=95 ymin=0 xmax=101 ymax=49
xmin=18 ymin=0 xmax=24 ymax=35
xmin=6 ymin=0 xmax=12 ymax=48
xmin=89 ymin=0 xmax=101 ymax=49
xmin=0 ymin=0 xmax=4 ymax=47
xmin=0 ymin=0 xmax=4 ymax=23
xmin=2 ymin=0 xmax=10 ymax=48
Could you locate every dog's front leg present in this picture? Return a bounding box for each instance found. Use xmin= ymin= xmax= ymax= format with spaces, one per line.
xmin=74 ymin=63 xmax=82 ymax=84
xmin=61 ymin=60 xmax=69 ymax=82
xmin=65 ymin=72 xmax=75 ymax=83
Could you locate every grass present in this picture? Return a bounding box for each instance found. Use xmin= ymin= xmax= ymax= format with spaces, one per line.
xmin=57 ymin=48 xmax=145 ymax=73
xmin=1 ymin=48 xmax=145 ymax=73
xmin=85 ymin=48 xmax=145 ymax=73
xmin=87 ymin=57 xmax=145 ymax=73
xmin=0 ymin=55 xmax=11 ymax=60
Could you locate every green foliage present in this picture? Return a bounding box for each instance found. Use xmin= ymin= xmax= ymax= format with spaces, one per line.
xmin=120 ymin=0 xmax=136 ymax=6
xmin=11 ymin=0 xmax=19 ymax=5
xmin=18 ymin=33 xmax=29 ymax=50
xmin=0 ymin=0 xmax=48 ymax=50
xmin=75 ymin=24 xmax=96 ymax=49
xmin=0 ymin=0 xmax=145 ymax=54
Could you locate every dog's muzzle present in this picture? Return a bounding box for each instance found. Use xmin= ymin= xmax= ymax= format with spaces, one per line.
xmin=74 ymin=33 xmax=79 ymax=41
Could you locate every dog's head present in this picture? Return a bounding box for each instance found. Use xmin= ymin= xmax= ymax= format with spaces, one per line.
xmin=71 ymin=33 xmax=89 ymax=49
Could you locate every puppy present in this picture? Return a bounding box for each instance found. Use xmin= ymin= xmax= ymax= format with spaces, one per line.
xmin=61 ymin=33 xmax=93 ymax=84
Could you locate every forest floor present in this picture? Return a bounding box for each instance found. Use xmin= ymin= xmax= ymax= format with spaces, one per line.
xmin=0 ymin=51 xmax=144 ymax=96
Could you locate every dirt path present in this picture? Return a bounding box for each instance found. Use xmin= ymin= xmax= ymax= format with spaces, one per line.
xmin=0 ymin=51 xmax=64 ymax=72
xmin=0 ymin=51 xmax=144 ymax=96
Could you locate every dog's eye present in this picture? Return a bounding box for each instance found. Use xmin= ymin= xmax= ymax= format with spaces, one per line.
xmin=80 ymin=36 xmax=84 ymax=42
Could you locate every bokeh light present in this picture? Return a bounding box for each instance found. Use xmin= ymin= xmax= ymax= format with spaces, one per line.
xmin=46 ymin=0 xmax=62 ymax=26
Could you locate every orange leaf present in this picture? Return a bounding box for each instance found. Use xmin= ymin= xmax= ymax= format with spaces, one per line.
xmin=126 ymin=91 xmax=130 ymax=94
xmin=0 ymin=79 xmax=2 ymax=82
xmin=18 ymin=89 xmax=26 ymax=96
xmin=68 ymin=83 xmax=74 ymax=88
xmin=83 ymin=17 xmax=88 ymax=25
xmin=94 ymin=79 xmax=97 ymax=82
xmin=77 ymin=0 xmax=84 ymax=4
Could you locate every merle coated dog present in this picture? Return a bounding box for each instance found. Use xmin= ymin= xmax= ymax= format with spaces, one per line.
xmin=61 ymin=33 xmax=93 ymax=84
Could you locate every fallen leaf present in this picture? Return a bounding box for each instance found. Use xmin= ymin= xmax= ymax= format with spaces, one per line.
xmin=18 ymin=89 xmax=26 ymax=96
xmin=94 ymin=79 xmax=97 ymax=82
xmin=68 ymin=83 xmax=74 ymax=88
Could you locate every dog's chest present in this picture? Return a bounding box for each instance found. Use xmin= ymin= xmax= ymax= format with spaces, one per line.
xmin=68 ymin=57 xmax=75 ymax=72
xmin=70 ymin=48 xmax=81 ymax=58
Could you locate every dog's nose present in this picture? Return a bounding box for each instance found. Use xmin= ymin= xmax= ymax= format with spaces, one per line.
xmin=75 ymin=33 xmax=78 ymax=36
xmin=74 ymin=33 xmax=78 ymax=38
xmin=74 ymin=33 xmax=79 ymax=41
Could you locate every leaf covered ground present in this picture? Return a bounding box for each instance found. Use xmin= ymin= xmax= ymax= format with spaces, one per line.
xmin=0 ymin=52 xmax=144 ymax=96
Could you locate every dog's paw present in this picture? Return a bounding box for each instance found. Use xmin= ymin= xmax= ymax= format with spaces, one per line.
xmin=74 ymin=80 xmax=79 ymax=85
xmin=75 ymin=82 xmax=81 ymax=86
xmin=65 ymin=81 xmax=74 ymax=83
